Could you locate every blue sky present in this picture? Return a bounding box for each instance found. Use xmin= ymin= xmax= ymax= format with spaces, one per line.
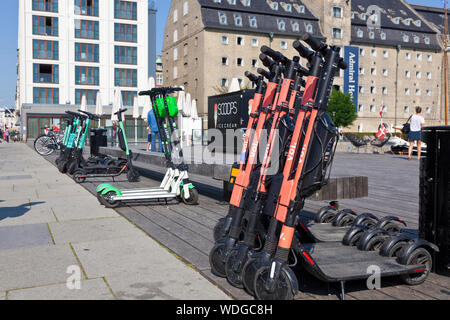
xmin=0 ymin=0 xmax=445 ymax=107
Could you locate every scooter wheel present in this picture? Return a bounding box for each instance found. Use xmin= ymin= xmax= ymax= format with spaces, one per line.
xmin=364 ymin=234 xmax=388 ymax=251
xmin=102 ymin=191 xmax=121 ymax=208
xmin=316 ymin=207 xmax=337 ymax=223
xmin=209 ymin=242 xmax=227 ymax=278
xmin=67 ymin=161 xmax=78 ymax=175
xmin=73 ymin=170 xmax=86 ymax=184
xmin=225 ymin=248 xmax=246 ymax=288
xmin=387 ymin=241 xmax=408 ymax=258
xmin=254 ymin=266 xmax=294 ymax=300
xmin=57 ymin=161 xmax=67 ymax=173
xmin=241 ymin=255 xmax=265 ymax=295
xmin=182 ymin=187 xmax=198 ymax=205
xmin=382 ymin=222 xmax=402 ymax=234
xmin=214 ymin=218 xmax=228 ymax=241
xmin=400 ymin=248 xmax=432 ymax=286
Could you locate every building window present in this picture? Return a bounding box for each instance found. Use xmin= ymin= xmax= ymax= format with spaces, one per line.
xmin=370 ymin=86 xmax=376 ymax=94
xmin=332 ymin=28 xmax=342 ymax=39
xmin=415 ymin=89 xmax=421 ymax=96
xmin=173 ymin=30 xmax=178 ymax=42
xmin=115 ymin=46 xmax=137 ymax=65
xmin=183 ymin=2 xmax=189 ymax=16
xmin=358 ymin=104 xmax=363 ymax=112
xmin=380 ymin=32 xmax=386 ymax=40
xmin=383 ymin=50 xmax=388 ymax=58
xmin=382 ymin=87 xmax=387 ymax=95
xmin=359 ymin=86 xmax=364 ymax=93
xmin=427 ymin=72 xmax=432 ymax=79
xmin=221 ymin=78 xmax=228 ymax=87
xmin=405 ymin=88 xmax=410 ymax=95
xmin=285 ymin=4 xmax=292 ymax=12
xmin=237 ymin=57 xmax=243 ymax=66
xmin=298 ymin=5 xmax=305 ymax=13
xmin=218 ymin=12 xmax=227 ymax=25
xmin=32 ymin=16 xmax=58 ymax=36
xmin=75 ymin=0 xmax=99 ymax=17
xmin=426 ymin=107 xmax=431 ymax=114
xmin=122 ymin=91 xmax=137 ymax=106
xmin=75 ymin=20 xmax=99 ymax=39
xmin=404 ymin=106 xmax=409 ymax=113
xmin=414 ymin=36 xmax=420 ymax=44
xmin=292 ymin=21 xmax=299 ymax=32
xmin=234 ymin=13 xmax=242 ymax=26
xmin=417 ymin=53 xmax=422 ymax=61
xmin=371 ymin=49 xmax=376 ymax=57
xmin=115 ymin=68 xmax=137 ymax=87
xmin=403 ymin=34 xmax=409 ymax=42
xmin=156 ymin=74 xmax=163 ymax=86
xmin=369 ymin=31 xmax=374 ymax=39
xmin=382 ymin=69 xmax=388 ymax=76
xmin=32 ymin=0 xmax=58 ymax=13
xmin=237 ymin=36 xmax=244 ymax=45
xmin=114 ymin=23 xmax=137 ymax=42
xmin=173 ymin=66 xmax=178 ymax=79
xmin=416 ymin=71 xmax=422 ymax=79
xmin=33 ymin=87 xmax=59 ymax=104
xmin=305 ymin=23 xmax=313 ymax=33
xmin=427 ymin=54 xmax=432 ymax=62
xmin=359 ymin=48 xmax=365 ymax=56
xmin=370 ymin=67 xmax=376 ymax=75
xmin=405 ymin=70 xmax=411 ymax=78
xmin=280 ymin=41 xmax=288 ymax=50
xmin=406 ymin=52 xmax=411 ymax=60
xmin=33 ymin=40 xmax=59 ymax=60
xmin=173 ymin=9 xmax=178 ymax=22
xmin=370 ymin=105 xmax=375 ymax=112
xmin=424 ymin=37 xmax=430 ymax=45
xmin=33 ymin=64 xmax=58 ymax=83
xmin=222 ymin=57 xmax=228 ymax=66
xmin=251 ymin=59 xmax=257 ymax=68
xmin=357 ymin=30 xmax=363 ymax=38
xmin=173 ymin=47 xmax=178 ymax=61
xmin=75 ymin=89 xmax=98 ymax=105
xmin=426 ymin=89 xmax=432 ymax=96
xmin=114 ymin=0 xmax=137 ymax=20
xmin=332 ymin=7 xmax=342 ymax=18
xmin=244 ymin=0 xmax=251 ymax=7
xmin=75 ymin=43 xmax=99 ymax=62
xmin=277 ymin=19 xmax=286 ymax=31
xmin=221 ymin=36 xmax=229 ymax=45
xmin=75 ymin=66 xmax=99 ymax=85
xmin=249 ymin=16 xmax=257 ymax=28
xmin=251 ymin=38 xmax=258 ymax=47
xmin=359 ymin=67 xmax=365 ymax=75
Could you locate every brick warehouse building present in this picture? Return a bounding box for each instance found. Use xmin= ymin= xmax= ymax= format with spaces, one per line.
xmin=162 ymin=0 xmax=448 ymax=132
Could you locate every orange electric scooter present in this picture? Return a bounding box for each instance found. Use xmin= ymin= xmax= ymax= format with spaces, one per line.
xmin=209 ymin=47 xmax=305 ymax=278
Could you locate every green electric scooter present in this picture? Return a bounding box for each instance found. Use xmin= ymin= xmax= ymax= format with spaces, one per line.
xmin=96 ymin=87 xmax=198 ymax=208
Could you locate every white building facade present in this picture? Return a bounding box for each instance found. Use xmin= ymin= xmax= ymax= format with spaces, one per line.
xmin=17 ymin=0 xmax=149 ymax=112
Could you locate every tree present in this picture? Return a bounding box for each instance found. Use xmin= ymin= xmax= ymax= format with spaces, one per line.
xmin=327 ymin=89 xmax=358 ymax=128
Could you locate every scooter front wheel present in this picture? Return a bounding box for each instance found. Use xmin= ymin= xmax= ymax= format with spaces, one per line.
xmin=254 ymin=265 xmax=294 ymax=300
xmin=73 ymin=170 xmax=86 ymax=183
xmin=225 ymin=247 xmax=248 ymax=288
xmin=209 ymin=241 xmax=227 ymax=277
xmin=182 ymin=187 xmax=198 ymax=205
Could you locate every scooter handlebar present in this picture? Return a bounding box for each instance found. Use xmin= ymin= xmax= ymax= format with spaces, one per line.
xmin=257 ymin=68 xmax=271 ymax=80
xmin=300 ymin=33 xmax=348 ymax=70
xmin=245 ymin=71 xmax=259 ymax=83
xmin=259 ymin=53 xmax=275 ymax=69
xmin=114 ymin=108 xmax=128 ymax=115
xmin=293 ymin=40 xmax=314 ymax=60
xmin=139 ymin=87 xmax=183 ymax=96
xmin=260 ymin=45 xmax=288 ymax=64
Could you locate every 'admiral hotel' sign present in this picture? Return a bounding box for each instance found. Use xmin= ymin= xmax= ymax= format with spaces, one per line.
xmin=344 ymin=46 xmax=359 ymax=112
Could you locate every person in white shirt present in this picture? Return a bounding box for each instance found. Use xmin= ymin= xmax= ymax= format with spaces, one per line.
xmin=408 ymin=106 xmax=425 ymax=160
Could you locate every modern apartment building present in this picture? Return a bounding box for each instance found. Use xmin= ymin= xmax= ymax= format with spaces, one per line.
xmin=163 ymin=0 xmax=447 ymax=132
xmin=17 ymin=0 xmax=151 ymax=139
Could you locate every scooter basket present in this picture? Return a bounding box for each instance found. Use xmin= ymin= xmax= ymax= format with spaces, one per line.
xmin=153 ymin=96 xmax=179 ymax=118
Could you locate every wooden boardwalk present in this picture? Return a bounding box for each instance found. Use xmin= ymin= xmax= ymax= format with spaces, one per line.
xmin=45 ymin=149 xmax=450 ymax=300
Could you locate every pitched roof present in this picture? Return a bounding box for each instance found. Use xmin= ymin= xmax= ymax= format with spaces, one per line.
xmin=411 ymin=4 xmax=449 ymax=34
xmin=351 ymin=0 xmax=441 ymax=50
xmin=198 ymin=0 xmax=324 ymax=38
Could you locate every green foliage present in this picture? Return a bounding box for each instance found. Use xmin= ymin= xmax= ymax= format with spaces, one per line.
xmin=327 ymin=89 xmax=358 ymax=128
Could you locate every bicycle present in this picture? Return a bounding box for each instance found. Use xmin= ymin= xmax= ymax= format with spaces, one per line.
xmin=34 ymin=126 xmax=64 ymax=156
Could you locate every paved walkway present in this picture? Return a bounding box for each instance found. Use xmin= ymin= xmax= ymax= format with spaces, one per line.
xmin=0 ymin=143 xmax=229 ymax=300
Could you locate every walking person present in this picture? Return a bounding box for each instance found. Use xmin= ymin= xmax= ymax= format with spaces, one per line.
xmin=408 ymin=107 xmax=425 ymax=161
xmin=147 ymin=108 xmax=163 ymax=152
xmin=4 ymin=127 xmax=10 ymax=143
xmin=146 ymin=123 xmax=152 ymax=152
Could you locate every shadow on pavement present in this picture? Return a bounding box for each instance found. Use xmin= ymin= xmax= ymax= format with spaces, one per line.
xmin=0 ymin=201 xmax=46 ymax=221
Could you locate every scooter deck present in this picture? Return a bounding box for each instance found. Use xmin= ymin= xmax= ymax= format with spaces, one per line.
xmin=301 ymin=222 xmax=349 ymax=242
xmin=301 ymin=242 xmax=422 ymax=282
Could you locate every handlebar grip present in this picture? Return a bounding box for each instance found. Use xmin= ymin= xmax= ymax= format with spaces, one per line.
xmin=114 ymin=108 xmax=128 ymax=115
xmin=139 ymin=90 xmax=151 ymax=96
xmin=245 ymin=71 xmax=259 ymax=83
xmin=293 ymin=40 xmax=314 ymax=59
xmin=300 ymin=33 xmax=327 ymax=53
xmin=259 ymin=53 xmax=274 ymax=69
xmin=257 ymin=68 xmax=271 ymax=80
xmin=338 ymin=58 xmax=347 ymax=70
xmin=260 ymin=45 xmax=287 ymax=63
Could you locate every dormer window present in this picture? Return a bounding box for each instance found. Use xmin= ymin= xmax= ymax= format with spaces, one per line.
xmin=218 ymin=12 xmax=227 ymax=25
xmin=403 ymin=34 xmax=409 ymax=42
xmin=272 ymin=2 xmax=279 ymax=10
xmin=249 ymin=16 xmax=257 ymax=28
xmin=351 ymin=12 xmax=355 ymax=19
xmin=357 ymin=29 xmax=363 ymax=38
xmin=361 ymin=13 xmax=367 ymax=20
xmin=394 ymin=17 xmax=400 ymax=24
xmin=243 ymin=0 xmax=251 ymax=6
xmin=299 ymin=5 xmax=305 ymax=13
xmin=404 ymin=19 xmax=411 ymax=26
xmin=229 ymin=0 xmax=236 ymax=5
xmin=424 ymin=37 xmax=430 ymax=45
xmin=414 ymin=36 xmax=420 ymax=44
xmin=305 ymin=23 xmax=313 ymax=33
xmin=369 ymin=31 xmax=375 ymax=39
xmin=292 ymin=21 xmax=299 ymax=32
xmin=277 ymin=18 xmax=286 ymax=31
xmin=333 ymin=7 xmax=343 ymax=18
xmin=415 ymin=20 xmax=422 ymax=27
xmin=285 ymin=4 xmax=292 ymax=12
xmin=380 ymin=32 xmax=386 ymax=40
xmin=234 ymin=13 xmax=242 ymax=26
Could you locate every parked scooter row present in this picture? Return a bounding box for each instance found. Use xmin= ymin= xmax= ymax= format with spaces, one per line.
xmin=54 ymin=109 xmax=139 ymax=183
xmin=209 ymin=33 xmax=438 ymax=300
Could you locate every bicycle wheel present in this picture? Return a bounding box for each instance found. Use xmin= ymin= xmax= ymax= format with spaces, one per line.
xmin=34 ymin=135 xmax=55 ymax=156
